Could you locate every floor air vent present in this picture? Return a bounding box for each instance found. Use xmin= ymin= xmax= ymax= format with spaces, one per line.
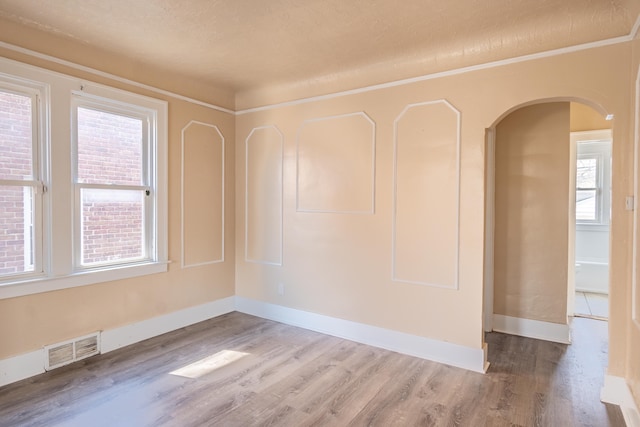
xmin=44 ymin=332 xmax=101 ymax=371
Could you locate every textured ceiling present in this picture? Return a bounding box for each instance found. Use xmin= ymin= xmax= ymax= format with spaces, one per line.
xmin=0 ymin=0 xmax=638 ymax=97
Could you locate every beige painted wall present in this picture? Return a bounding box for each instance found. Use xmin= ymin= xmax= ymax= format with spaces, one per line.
xmin=236 ymin=43 xmax=632 ymax=356
xmin=0 ymin=46 xmax=236 ymax=359
xmin=494 ymin=102 xmax=570 ymax=324
xmin=628 ymin=34 xmax=640 ymax=410
xmin=570 ymin=102 xmax=612 ymax=132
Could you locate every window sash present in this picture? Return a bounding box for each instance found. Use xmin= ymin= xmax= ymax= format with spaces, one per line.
xmin=0 ymin=83 xmax=45 ymax=281
xmin=576 ymin=153 xmax=603 ymax=224
xmin=71 ymin=96 xmax=157 ymax=271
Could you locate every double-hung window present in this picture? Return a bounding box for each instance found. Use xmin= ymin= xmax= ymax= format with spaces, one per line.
xmin=0 ymin=56 xmax=167 ymax=299
xmin=572 ymin=130 xmax=612 ymax=226
xmin=72 ymin=93 xmax=157 ymax=270
xmin=575 ymin=154 xmax=601 ymax=222
xmin=0 ymin=79 xmax=46 ymax=281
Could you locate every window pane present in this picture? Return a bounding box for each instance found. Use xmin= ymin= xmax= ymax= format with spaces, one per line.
xmin=576 ymin=189 xmax=597 ymax=221
xmin=77 ymin=107 xmax=143 ymax=185
xmin=0 ymin=91 xmax=33 ymax=180
xmin=81 ymin=188 xmax=145 ymax=265
xmin=576 ymin=158 xmax=597 ymax=188
xmin=0 ymin=185 xmax=35 ymax=275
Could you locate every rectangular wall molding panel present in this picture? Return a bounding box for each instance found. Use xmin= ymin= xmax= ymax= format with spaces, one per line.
xmin=181 ymin=121 xmax=225 ymax=267
xmin=392 ymin=100 xmax=460 ymax=288
xmin=296 ymin=112 xmax=376 ymax=214
xmin=245 ymin=126 xmax=284 ymax=265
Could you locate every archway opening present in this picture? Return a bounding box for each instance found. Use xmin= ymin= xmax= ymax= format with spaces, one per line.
xmin=483 ymin=99 xmax=612 ymax=341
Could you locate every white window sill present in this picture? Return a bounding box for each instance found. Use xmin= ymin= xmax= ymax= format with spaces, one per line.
xmin=0 ymin=261 xmax=169 ymax=300
xmin=576 ymin=223 xmax=609 ymax=232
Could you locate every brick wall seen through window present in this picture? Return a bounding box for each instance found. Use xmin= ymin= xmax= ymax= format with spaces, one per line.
xmin=76 ymin=107 xmax=146 ymax=265
xmin=0 ymin=91 xmax=33 ymax=275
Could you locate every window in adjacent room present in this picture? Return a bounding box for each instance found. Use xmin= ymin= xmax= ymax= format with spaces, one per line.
xmin=575 ymin=154 xmax=601 ymax=222
xmin=574 ymin=132 xmax=611 ymax=227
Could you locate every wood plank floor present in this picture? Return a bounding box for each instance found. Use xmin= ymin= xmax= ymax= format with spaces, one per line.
xmin=0 ymin=313 xmax=625 ymax=426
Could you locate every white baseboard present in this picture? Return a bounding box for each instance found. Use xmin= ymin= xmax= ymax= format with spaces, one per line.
xmin=601 ymin=375 xmax=640 ymax=427
xmin=0 ymin=349 xmax=44 ymax=388
xmin=492 ymin=314 xmax=571 ymax=344
xmin=0 ymin=296 xmax=235 ymax=388
xmin=235 ymin=296 xmax=488 ymax=373
xmin=2 ymin=295 xmax=488 ymax=388
xmin=575 ymin=260 xmax=609 ymax=294
xmin=101 ymin=296 xmax=235 ymax=352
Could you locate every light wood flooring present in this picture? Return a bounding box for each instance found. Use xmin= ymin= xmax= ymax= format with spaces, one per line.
xmin=575 ymin=291 xmax=609 ymax=320
xmin=0 ymin=313 xmax=625 ymax=426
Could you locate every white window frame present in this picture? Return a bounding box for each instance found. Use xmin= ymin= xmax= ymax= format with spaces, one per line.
xmin=0 ymin=57 xmax=168 ymax=300
xmin=571 ymin=129 xmax=612 ymax=229
xmin=71 ymin=93 xmax=156 ymax=271
xmin=0 ymin=75 xmax=49 ymax=283
xmin=575 ymin=152 xmax=603 ymax=224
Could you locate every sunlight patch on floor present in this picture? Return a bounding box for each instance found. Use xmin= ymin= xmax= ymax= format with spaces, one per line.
xmin=170 ymin=350 xmax=249 ymax=378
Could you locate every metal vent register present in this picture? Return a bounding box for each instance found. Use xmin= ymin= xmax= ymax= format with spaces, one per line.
xmin=44 ymin=332 xmax=101 ymax=370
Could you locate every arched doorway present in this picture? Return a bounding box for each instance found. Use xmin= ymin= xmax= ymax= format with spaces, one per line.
xmin=483 ymin=99 xmax=612 ymax=342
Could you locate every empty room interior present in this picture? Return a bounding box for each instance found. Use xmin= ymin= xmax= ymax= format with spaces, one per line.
xmin=1 ymin=1 xmax=640 ymax=426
